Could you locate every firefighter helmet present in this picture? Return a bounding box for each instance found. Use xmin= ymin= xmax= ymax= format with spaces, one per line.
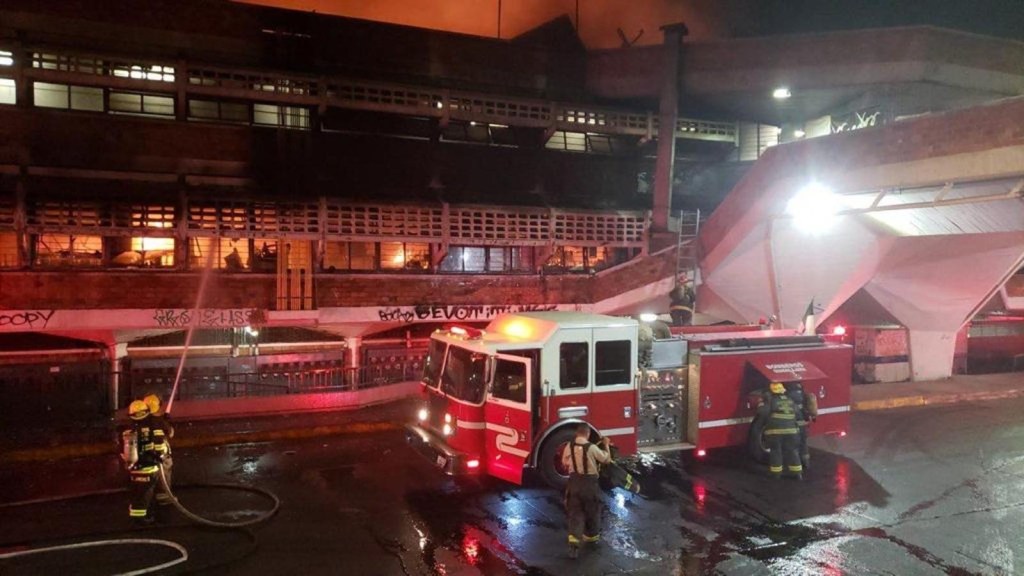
xmin=143 ymin=394 xmax=162 ymax=415
xmin=769 ymin=382 xmax=786 ymax=395
xmin=129 ymin=400 xmax=150 ymax=420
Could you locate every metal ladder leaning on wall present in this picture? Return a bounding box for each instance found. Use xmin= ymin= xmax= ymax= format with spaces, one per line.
xmin=676 ymin=209 xmax=701 ymax=287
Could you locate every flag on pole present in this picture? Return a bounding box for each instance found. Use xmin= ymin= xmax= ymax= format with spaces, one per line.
xmin=799 ymin=298 xmax=816 ymax=335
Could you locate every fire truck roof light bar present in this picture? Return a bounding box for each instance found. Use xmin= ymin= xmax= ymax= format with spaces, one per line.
xmin=449 ymin=325 xmax=484 ymax=339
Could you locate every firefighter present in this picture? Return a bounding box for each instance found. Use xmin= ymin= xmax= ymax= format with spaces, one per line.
xmin=759 ymin=382 xmax=803 ymax=480
xmin=785 ymin=382 xmax=817 ymax=469
xmin=126 ymin=399 xmax=171 ymax=524
xmin=668 ymin=282 xmax=695 ymax=326
xmin=143 ymin=394 xmax=174 ymax=506
xmin=561 ymin=423 xmax=612 ymax=559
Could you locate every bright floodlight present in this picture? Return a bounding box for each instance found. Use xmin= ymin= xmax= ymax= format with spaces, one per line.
xmin=793 ymin=129 xmax=806 ymax=138
xmin=639 ymin=313 xmax=659 ymax=323
xmin=786 ymin=182 xmax=841 ymax=234
xmin=773 ymin=87 xmax=792 ymax=99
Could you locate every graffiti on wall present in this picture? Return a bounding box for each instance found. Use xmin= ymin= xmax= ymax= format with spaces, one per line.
xmin=0 ymin=310 xmax=55 ymax=329
xmin=153 ymin=309 xmax=258 ymax=328
xmin=831 ymin=109 xmax=883 ymax=133
xmin=377 ymin=304 xmax=559 ymax=323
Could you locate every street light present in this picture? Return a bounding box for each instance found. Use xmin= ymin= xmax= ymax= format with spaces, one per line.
xmin=773 ymin=87 xmax=792 ymax=99
xmin=786 ymin=182 xmax=842 ymax=234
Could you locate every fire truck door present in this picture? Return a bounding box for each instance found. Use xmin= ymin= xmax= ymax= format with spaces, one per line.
xmin=484 ymin=354 xmax=533 ymax=484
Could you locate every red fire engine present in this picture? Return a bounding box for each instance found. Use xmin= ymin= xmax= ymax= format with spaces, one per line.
xmin=405 ymin=312 xmax=852 ymax=487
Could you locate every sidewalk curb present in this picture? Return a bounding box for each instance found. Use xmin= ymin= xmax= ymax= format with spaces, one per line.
xmin=852 ymin=388 xmax=1024 ymax=411
xmin=0 ymin=421 xmax=402 ymax=465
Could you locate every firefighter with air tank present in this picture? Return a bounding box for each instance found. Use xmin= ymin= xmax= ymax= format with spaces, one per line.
xmin=122 ymin=394 xmax=174 ymax=523
xmin=758 ymin=381 xmax=804 ymax=480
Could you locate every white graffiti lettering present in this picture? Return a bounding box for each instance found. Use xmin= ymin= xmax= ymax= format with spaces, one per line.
xmin=153 ymin=309 xmax=254 ymax=328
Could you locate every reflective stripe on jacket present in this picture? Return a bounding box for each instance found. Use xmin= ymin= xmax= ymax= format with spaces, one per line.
xmin=764 ymin=393 xmax=799 ymax=436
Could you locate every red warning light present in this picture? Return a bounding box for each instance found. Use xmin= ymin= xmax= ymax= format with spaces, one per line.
xmin=839 ymin=430 xmax=847 ymax=437
xmin=696 ymin=449 xmax=707 ymax=457
xmin=832 ymin=325 xmax=847 ymax=336
xmin=466 ymin=459 xmax=480 ymax=469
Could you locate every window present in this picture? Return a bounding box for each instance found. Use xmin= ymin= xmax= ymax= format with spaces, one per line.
xmin=441 ymin=346 xmax=488 ymax=404
xmin=0 ymin=231 xmax=18 ymax=267
xmin=111 ymin=64 xmax=175 ymax=82
xmin=188 ymin=99 xmax=249 ymax=124
xmin=491 ymin=358 xmax=527 ymax=403
xmin=0 ymin=50 xmax=12 ymax=67
xmin=322 ymin=241 xmax=376 ymax=271
xmin=380 ymin=241 xmax=429 ymax=271
xmin=439 ymin=246 xmax=486 ymax=272
xmin=109 ymin=91 xmax=174 ymax=117
xmin=253 ymin=104 xmax=309 ymax=129
xmin=545 ymin=130 xmax=587 ymax=152
xmin=190 ymin=237 xmax=250 ymax=270
xmin=34 ymin=234 xmax=104 ymax=267
xmin=422 ymin=339 xmax=447 ymax=388
xmin=543 ymin=246 xmax=586 ymax=272
xmin=0 ymin=78 xmax=14 ymax=105
xmin=595 ymin=341 xmax=631 ymax=386
xmin=109 ymin=236 xmax=175 ymax=267
xmin=559 ymin=342 xmax=588 ymax=390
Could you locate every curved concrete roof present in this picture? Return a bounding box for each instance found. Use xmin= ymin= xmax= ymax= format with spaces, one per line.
xmin=698 ymin=96 xmax=1024 ymax=379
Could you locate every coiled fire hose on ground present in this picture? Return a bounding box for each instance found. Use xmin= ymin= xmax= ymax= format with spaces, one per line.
xmin=0 ymin=463 xmax=280 ymax=575
xmin=0 ymin=538 xmax=189 ymax=576
xmin=155 ymin=463 xmax=280 ymax=528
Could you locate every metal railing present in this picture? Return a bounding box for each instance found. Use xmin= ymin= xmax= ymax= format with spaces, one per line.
xmin=14 ymin=47 xmax=738 ymax=144
xmin=124 ymin=361 xmax=423 ymax=404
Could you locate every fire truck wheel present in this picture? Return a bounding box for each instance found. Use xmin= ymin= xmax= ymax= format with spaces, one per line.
xmin=747 ymin=413 xmax=770 ymax=464
xmin=539 ymin=427 xmax=576 ymax=489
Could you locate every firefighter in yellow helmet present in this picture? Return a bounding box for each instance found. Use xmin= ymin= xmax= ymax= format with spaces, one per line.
xmin=127 ymin=398 xmax=172 ymax=523
xmin=758 ymin=382 xmax=803 ymax=480
xmin=143 ymin=394 xmax=175 ymax=506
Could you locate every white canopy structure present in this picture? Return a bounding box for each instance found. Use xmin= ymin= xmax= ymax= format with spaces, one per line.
xmin=699 ymin=97 xmax=1024 ymax=380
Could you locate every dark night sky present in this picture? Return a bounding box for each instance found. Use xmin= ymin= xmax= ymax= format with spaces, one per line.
xmin=240 ymin=0 xmax=1024 ymax=47
xmin=733 ymin=0 xmax=1024 ymax=41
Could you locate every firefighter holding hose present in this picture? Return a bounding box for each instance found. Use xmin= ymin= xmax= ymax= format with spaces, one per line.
xmin=124 ymin=397 xmax=173 ymax=524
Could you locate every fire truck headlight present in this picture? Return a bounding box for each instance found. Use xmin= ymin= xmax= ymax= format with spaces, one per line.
xmin=444 ymin=413 xmax=452 ymax=424
xmin=443 ymin=423 xmax=453 ymax=436
xmin=417 ymin=408 xmax=429 ymax=422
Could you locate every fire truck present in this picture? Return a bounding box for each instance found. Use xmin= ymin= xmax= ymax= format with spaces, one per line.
xmin=404 ymin=312 xmax=852 ymax=487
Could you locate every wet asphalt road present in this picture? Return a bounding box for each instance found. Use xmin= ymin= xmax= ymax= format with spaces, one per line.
xmin=2 ymin=396 xmax=1023 ymax=575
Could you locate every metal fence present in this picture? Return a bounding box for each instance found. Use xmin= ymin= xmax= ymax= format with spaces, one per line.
xmin=125 ymin=360 xmax=423 ymax=404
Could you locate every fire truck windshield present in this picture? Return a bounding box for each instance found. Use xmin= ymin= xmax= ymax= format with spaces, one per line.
xmin=422 ymin=339 xmax=446 ymax=388
xmin=440 ymin=345 xmax=488 ymax=404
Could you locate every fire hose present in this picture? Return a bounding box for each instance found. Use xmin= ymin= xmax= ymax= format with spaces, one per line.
xmin=155 ymin=463 xmax=280 ymax=528
xmin=0 ymin=539 xmax=188 ymax=576
xmin=0 ymin=461 xmax=280 ymax=575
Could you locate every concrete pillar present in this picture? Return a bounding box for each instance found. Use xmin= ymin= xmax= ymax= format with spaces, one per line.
xmin=907 ymin=330 xmax=957 ymax=381
xmin=345 ymin=336 xmax=362 ymax=389
xmin=107 ymin=342 xmax=129 ymax=411
xmin=651 ymin=23 xmax=688 ymax=233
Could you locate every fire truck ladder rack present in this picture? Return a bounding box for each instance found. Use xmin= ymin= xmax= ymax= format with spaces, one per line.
xmin=705 ymin=335 xmax=826 ymax=352
xmin=676 ymin=209 xmax=701 ymax=286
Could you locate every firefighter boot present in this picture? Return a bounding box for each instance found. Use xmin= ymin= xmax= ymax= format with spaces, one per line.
xmin=568 ymin=535 xmax=580 ymax=559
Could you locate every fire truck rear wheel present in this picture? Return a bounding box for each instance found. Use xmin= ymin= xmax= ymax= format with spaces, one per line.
xmin=747 ymin=413 xmax=770 ymax=464
xmin=539 ymin=427 xmax=576 ymax=489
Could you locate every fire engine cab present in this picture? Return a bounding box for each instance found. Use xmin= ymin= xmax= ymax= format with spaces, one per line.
xmin=405 ymin=311 xmax=852 ymax=487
